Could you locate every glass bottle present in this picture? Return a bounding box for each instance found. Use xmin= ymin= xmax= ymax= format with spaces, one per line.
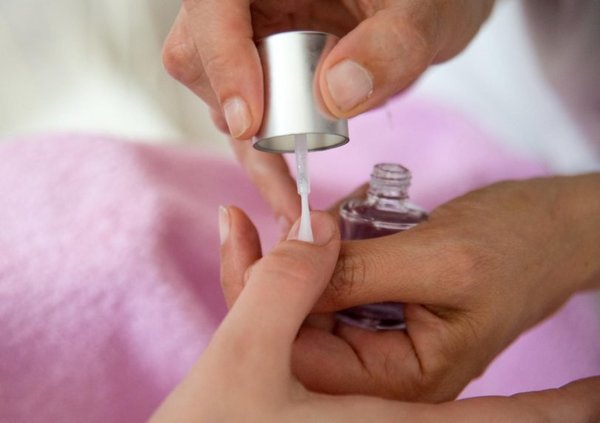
xmin=336 ymin=163 xmax=427 ymax=330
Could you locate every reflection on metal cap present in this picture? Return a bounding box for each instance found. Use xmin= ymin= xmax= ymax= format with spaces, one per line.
xmin=253 ymin=31 xmax=349 ymax=153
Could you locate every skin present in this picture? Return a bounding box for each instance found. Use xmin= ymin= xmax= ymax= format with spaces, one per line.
xmin=161 ymin=0 xmax=600 ymax=410
xmin=221 ymin=175 xmax=600 ymax=402
xmin=150 ymin=210 xmax=600 ymax=422
xmin=162 ymin=0 xmax=496 ymax=230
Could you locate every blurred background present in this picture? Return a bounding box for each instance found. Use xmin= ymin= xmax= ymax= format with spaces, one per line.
xmin=0 ymin=0 xmax=228 ymax=153
xmin=0 ymin=0 xmax=597 ymax=171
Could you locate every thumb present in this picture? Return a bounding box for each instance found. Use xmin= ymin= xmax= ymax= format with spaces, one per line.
xmin=319 ymin=7 xmax=436 ymax=118
xmin=215 ymin=212 xmax=340 ymax=368
xmin=319 ymin=2 xmax=494 ymax=118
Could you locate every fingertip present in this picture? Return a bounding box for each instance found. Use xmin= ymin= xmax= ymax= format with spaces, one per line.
xmin=287 ymin=211 xmax=340 ymax=246
xmin=319 ymin=11 xmax=436 ymax=117
xmin=322 ymin=58 xmax=374 ymax=117
xmin=184 ymin=0 xmax=264 ymax=139
xmin=205 ymin=39 xmax=263 ymax=140
xmin=219 ymin=205 xmax=262 ymax=308
xmin=227 ymin=206 xmax=261 ymax=249
xmin=162 ymin=8 xmax=192 ymax=82
xmin=218 ymin=205 xmax=230 ymax=246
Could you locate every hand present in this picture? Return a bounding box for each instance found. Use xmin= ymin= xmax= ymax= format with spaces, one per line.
xmin=151 ymin=208 xmax=600 ymax=422
xmin=162 ymin=0 xmax=495 ymax=231
xmin=222 ymin=175 xmax=600 ymax=402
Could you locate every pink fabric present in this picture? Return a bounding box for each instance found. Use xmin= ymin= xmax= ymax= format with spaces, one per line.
xmin=1 ymin=97 xmax=598 ymax=422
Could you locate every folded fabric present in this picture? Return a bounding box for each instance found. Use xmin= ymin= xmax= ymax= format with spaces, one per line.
xmin=1 ymin=98 xmax=598 ymax=422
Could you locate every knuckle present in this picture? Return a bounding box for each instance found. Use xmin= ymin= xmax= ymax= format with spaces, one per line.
xmin=447 ymin=241 xmax=479 ymax=280
xmin=162 ymin=39 xmax=200 ymax=84
xmin=412 ymin=313 xmax=488 ymax=401
xmin=416 ymin=345 xmax=453 ymax=396
xmin=384 ymin=12 xmax=437 ymax=77
xmin=202 ymin=50 xmax=236 ymax=86
xmin=437 ymin=239 xmax=485 ymax=297
xmin=326 ymin=249 xmax=368 ymax=307
xmin=414 ymin=343 xmax=466 ymax=401
xmin=258 ymin=247 xmax=320 ymax=286
xmin=401 ymin=24 xmax=434 ymax=67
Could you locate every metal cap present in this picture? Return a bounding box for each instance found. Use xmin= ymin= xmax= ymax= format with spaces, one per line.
xmin=253 ymin=31 xmax=349 ymax=153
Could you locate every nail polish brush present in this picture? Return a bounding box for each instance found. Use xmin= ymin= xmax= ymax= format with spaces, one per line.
xmin=252 ymin=31 xmax=350 ymax=241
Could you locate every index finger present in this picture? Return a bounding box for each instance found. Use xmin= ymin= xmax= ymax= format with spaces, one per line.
xmin=229 ymin=138 xmax=300 ymax=234
xmin=214 ymin=212 xmax=340 ymax=372
xmin=184 ymin=0 xmax=263 ymax=139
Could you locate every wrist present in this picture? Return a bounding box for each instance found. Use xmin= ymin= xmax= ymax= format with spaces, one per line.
xmin=554 ymin=173 xmax=600 ymax=292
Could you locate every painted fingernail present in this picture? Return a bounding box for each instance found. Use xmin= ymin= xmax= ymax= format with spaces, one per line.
xmin=218 ymin=206 xmax=230 ymax=245
xmin=287 ymin=212 xmax=334 ymax=245
xmin=310 ymin=212 xmax=335 ymax=245
xmin=223 ymin=96 xmax=251 ymax=138
xmin=326 ymin=59 xmax=373 ymax=112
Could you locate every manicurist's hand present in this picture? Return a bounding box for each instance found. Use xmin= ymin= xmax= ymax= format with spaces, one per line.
xmin=151 ymin=208 xmax=600 ymax=422
xmin=162 ymin=0 xmax=495 ymax=232
xmin=222 ymin=174 xmax=600 ymax=403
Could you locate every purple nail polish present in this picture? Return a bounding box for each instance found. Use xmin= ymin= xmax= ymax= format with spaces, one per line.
xmin=336 ymin=163 xmax=427 ymax=331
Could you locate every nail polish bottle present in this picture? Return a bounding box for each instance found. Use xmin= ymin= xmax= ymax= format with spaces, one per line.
xmin=336 ymin=163 xmax=427 ymax=330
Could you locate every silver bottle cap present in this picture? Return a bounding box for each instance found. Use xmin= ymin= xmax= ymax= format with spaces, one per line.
xmin=253 ymin=31 xmax=349 ymax=153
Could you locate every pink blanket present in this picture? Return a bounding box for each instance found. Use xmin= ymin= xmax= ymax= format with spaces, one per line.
xmin=1 ymin=98 xmax=598 ymax=422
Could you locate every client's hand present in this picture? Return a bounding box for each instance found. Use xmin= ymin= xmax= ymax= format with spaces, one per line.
xmin=221 ymin=175 xmax=600 ymax=403
xmin=151 ymin=210 xmax=403 ymax=421
xmin=151 ymin=208 xmax=600 ymax=422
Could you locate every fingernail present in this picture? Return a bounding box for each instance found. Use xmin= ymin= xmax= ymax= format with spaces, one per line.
xmin=223 ymin=96 xmax=251 ymax=138
xmin=311 ymin=213 xmax=335 ymax=245
xmin=287 ymin=212 xmax=335 ymax=245
xmin=218 ymin=206 xmax=230 ymax=245
xmin=326 ymin=59 xmax=373 ymax=112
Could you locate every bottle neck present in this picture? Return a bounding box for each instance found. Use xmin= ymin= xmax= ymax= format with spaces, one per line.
xmin=366 ymin=163 xmax=411 ymax=209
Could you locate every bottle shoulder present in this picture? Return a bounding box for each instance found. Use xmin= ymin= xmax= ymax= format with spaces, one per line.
xmin=339 ymin=198 xmax=428 ymax=231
